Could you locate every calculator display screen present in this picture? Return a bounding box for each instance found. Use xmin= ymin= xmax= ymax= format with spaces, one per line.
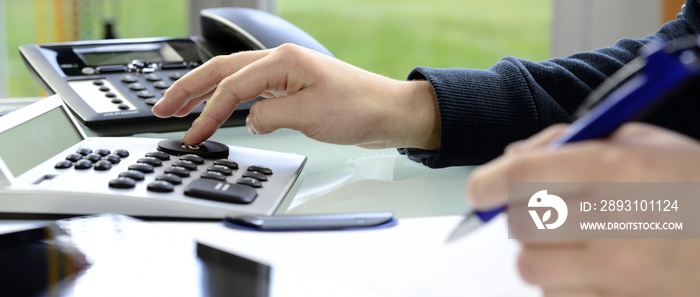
xmin=0 ymin=107 xmax=83 ymax=177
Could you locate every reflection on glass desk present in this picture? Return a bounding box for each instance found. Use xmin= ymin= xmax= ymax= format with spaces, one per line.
xmin=136 ymin=127 xmax=473 ymax=218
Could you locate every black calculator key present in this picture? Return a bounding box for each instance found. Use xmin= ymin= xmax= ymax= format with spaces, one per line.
xmin=156 ymin=174 xmax=182 ymax=185
xmin=55 ymin=160 xmax=73 ymax=169
xmin=111 ymin=98 xmax=123 ymax=104
xmin=117 ymin=104 xmax=130 ymax=110
xmin=94 ymin=160 xmax=113 ymax=171
xmin=109 ymin=177 xmax=137 ymax=189
xmin=74 ymin=159 xmax=93 ymax=170
xmin=242 ymin=171 xmax=268 ymax=181
xmin=180 ymin=154 xmax=204 ymax=164
xmin=147 ymin=181 xmax=174 ymax=193
xmin=247 ymin=165 xmax=273 ymax=175
xmin=105 ymin=92 xmax=117 ymax=98
xmin=95 ymin=148 xmax=111 ymax=156
xmin=207 ymin=165 xmax=232 ymax=176
xmin=145 ymin=151 xmax=171 ymax=160
xmin=164 ymin=166 xmax=191 ymax=177
xmin=119 ymin=170 xmax=145 ymax=181
xmin=236 ymin=177 xmax=262 ymax=188
xmin=137 ymin=157 xmax=163 ymax=167
xmin=157 ymin=139 xmax=229 ymax=159
xmin=104 ymin=154 xmax=122 ymax=164
xmin=184 ymin=178 xmax=257 ymax=204
xmin=76 ymin=148 xmax=92 ymax=155
xmin=214 ymin=159 xmax=238 ymax=170
xmin=128 ymin=163 xmax=154 ymax=173
xmin=172 ymin=160 xmax=197 ymax=171
xmin=114 ymin=149 xmax=130 ymax=158
xmin=201 ymin=171 xmax=226 ymax=181
xmin=85 ymin=153 xmax=102 ymax=163
xmin=66 ymin=153 xmax=83 ymax=162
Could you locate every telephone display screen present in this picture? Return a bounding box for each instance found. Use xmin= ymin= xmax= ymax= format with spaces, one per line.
xmin=74 ymin=42 xmax=184 ymax=66
xmin=0 ymin=107 xmax=83 ymax=177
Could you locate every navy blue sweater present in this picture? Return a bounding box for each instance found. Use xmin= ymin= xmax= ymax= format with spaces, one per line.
xmin=400 ymin=0 xmax=700 ymax=167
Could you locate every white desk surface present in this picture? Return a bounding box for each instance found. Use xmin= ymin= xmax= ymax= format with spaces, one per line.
xmin=0 ymin=98 xmax=537 ymax=296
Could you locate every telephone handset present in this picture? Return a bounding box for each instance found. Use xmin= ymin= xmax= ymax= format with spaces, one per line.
xmin=19 ymin=8 xmax=333 ymax=136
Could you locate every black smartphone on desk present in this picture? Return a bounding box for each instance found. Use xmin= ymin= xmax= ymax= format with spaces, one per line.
xmin=19 ymin=8 xmax=332 ymax=136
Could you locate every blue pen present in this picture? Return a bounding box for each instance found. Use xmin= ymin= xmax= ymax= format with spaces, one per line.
xmin=446 ymin=38 xmax=700 ymax=243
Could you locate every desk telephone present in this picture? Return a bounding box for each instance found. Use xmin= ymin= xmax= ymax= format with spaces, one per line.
xmin=0 ymin=95 xmax=307 ymax=220
xmin=19 ymin=8 xmax=333 ymax=136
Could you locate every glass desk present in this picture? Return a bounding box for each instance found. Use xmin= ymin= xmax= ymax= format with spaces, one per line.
xmin=136 ymin=126 xmax=474 ymax=218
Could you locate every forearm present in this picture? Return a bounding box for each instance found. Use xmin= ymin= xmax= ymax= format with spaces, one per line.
xmin=400 ymin=7 xmax=700 ymax=168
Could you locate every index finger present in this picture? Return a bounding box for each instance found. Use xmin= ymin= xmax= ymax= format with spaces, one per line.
xmin=152 ymin=50 xmax=272 ymax=118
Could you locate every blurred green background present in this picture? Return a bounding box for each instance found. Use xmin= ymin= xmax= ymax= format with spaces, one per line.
xmin=2 ymin=0 xmax=550 ymax=97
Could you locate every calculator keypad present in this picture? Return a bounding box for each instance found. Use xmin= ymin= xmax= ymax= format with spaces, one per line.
xmin=54 ymin=140 xmax=276 ymax=205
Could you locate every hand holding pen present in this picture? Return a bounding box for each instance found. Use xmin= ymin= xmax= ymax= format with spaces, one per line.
xmin=446 ymin=37 xmax=700 ymax=242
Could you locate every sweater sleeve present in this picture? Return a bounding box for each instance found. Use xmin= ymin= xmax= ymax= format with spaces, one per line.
xmin=400 ymin=0 xmax=700 ymax=168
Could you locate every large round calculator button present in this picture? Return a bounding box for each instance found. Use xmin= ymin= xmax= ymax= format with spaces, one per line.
xmin=156 ymin=174 xmax=182 ymax=185
xmin=201 ymin=171 xmax=226 ymax=181
xmin=104 ymin=154 xmax=121 ymax=164
xmin=164 ymin=166 xmax=191 ymax=177
xmin=85 ymin=153 xmax=103 ymax=163
xmin=76 ymin=148 xmax=93 ymax=155
xmin=145 ymin=98 xmax=159 ymax=106
xmin=120 ymin=75 xmax=138 ymax=83
xmin=98 ymin=86 xmax=110 ymax=92
xmin=111 ymin=98 xmax=123 ymax=104
xmin=117 ymin=104 xmax=130 ymax=110
xmin=128 ymin=163 xmax=154 ymax=173
xmin=114 ymin=149 xmax=130 ymax=158
xmin=145 ymin=151 xmax=171 ymax=160
xmin=180 ymin=154 xmax=204 ymax=164
xmin=66 ymin=153 xmax=83 ymax=162
xmin=236 ymin=177 xmax=263 ymax=188
xmin=247 ymin=165 xmax=273 ymax=175
xmin=119 ymin=170 xmax=145 ymax=181
xmin=157 ymin=139 xmax=229 ymax=159
xmin=74 ymin=159 xmax=93 ymax=170
xmin=242 ymin=171 xmax=268 ymax=181
xmin=92 ymin=80 xmax=105 ymax=86
xmin=94 ymin=160 xmax=113 ymax=171
xmin=55 ymin=160 xmax=73 ymax=169
xmin=172 ymin=160 xmax=197 ymax=171
xmin=105 ymin=92 xmax=117 ymax=98
xmin=137 ymin=157 xmax=163 ymax=167
xmin=214 ymin=159 xmax=238 ymax=170
xmin=81 ymin=67 xmax=95 ymax=75
xmin=147 ymin=181 xmax=174 ymax=193
xmin=207 ymin=165 xmax=233 ymax=176
xmin=109 ymin=177 xmax=137 ymax=189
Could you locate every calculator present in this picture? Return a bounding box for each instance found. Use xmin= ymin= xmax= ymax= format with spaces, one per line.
xmin=0 ymin=95 xmax=307 ymax=220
